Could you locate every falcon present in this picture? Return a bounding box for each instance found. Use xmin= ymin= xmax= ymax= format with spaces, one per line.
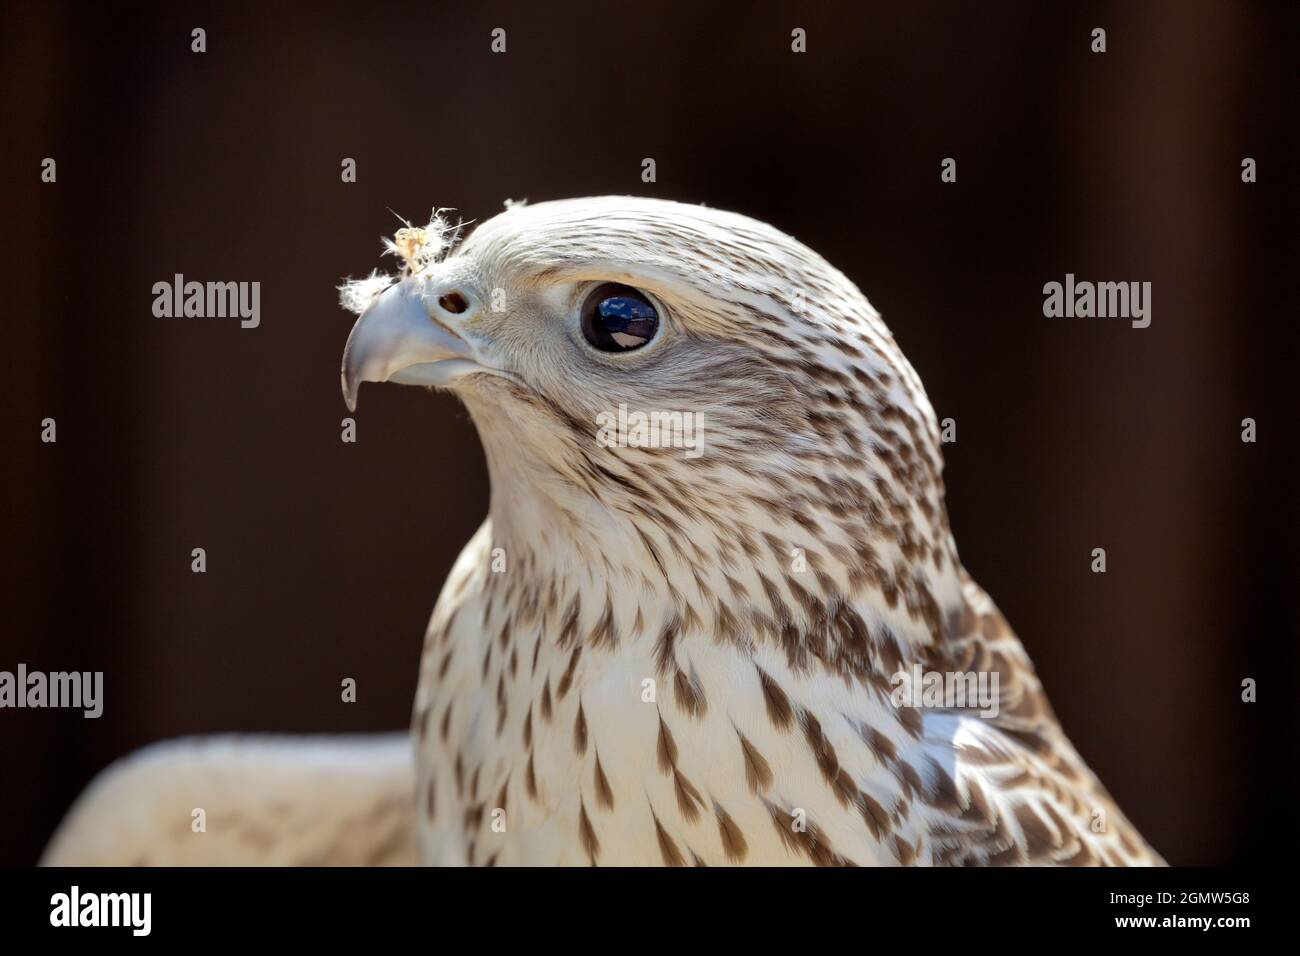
xmin=44 ymin=196 xmax=1161 ymax=867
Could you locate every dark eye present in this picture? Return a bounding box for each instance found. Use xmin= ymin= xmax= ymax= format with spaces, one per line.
xmin=580 ymin=283 xmax=659 ymax=352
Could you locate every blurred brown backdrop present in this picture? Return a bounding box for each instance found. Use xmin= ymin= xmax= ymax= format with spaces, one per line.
xmin=1 ymin=0 xmax=1294 ymax=865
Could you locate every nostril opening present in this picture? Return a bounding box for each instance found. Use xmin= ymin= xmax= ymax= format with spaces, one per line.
xmin=438 ymin=292 xmax=470 ymax=315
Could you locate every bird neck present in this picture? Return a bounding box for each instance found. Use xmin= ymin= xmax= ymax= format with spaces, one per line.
xmin=463 ymin=384 xmax=970 ymax=665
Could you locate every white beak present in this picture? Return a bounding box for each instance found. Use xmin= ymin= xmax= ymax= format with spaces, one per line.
xmin=340 ymin=281 xmax=481 ymax=412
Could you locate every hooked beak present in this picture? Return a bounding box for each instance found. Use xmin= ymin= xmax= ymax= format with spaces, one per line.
xmin=340 ymin=281 xmax=481 ymax=412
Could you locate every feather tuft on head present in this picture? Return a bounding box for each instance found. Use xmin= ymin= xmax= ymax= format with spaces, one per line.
xmin=382 ymin=208 xmax=468 ymax=275
xmin=337 ymin=270 xmax=394 ymax=315
xmin=338 ymin=209 xmax=471 ymax=315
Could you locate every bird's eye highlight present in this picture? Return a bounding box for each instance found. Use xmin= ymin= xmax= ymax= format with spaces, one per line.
xmin=580 ymin=283 xmax=659 ymax=353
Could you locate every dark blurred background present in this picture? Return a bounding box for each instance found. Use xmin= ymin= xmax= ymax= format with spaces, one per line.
xmin=1 ymin=0 xmax=1294 ymax=866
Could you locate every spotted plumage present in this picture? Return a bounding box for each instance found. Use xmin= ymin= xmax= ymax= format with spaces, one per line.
xmin=42 ymin=196 xmax=1161 ymax=868
xmin=333 ymin=196 xmax=1162 ymax=867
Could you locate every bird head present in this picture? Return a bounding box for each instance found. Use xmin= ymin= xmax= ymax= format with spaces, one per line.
xmin=341 ymin=196 xmax=963 ymax=652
